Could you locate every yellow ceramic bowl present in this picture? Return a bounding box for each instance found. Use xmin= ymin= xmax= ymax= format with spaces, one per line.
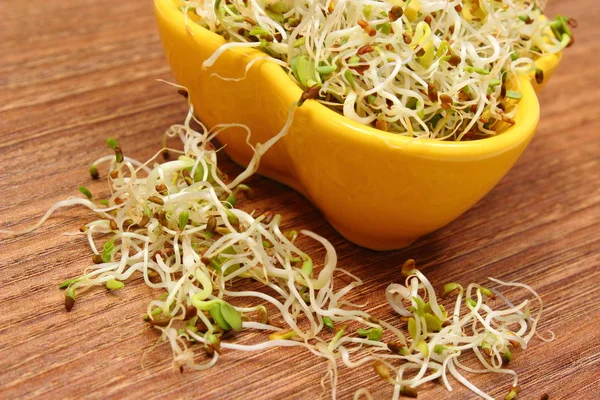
xmin=154 ymin=0 xmax=562 ymax=250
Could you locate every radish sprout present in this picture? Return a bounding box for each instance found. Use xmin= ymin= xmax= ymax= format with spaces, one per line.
xmin=1 ymin=97 xmax=553 ymax=400
xmin=375 ymin=259 xmax=552 ymax=400
xmin=181 ymin=0 xmax=574 ymax=140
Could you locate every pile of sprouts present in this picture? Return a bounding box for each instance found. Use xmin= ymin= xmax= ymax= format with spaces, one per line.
xmin=378 ymin=259 xmax=552 ymax=400
xmin=0 ymin=89 xmax=553 ymax=399
xmin=183 ymin=0 xmax=574 ymax=140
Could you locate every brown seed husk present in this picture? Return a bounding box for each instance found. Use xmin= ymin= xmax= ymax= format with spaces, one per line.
xmin=428 ymin=83 xmax=439 ymax=102
xmin=388 ymin=6 xmax=403 ymax=22
xmin=184 ymin=305 xmax=197 ymax=320
xmin=375 ymin=119 xmax=388 ymax=131
xmin=357 ymin=45 xmax=374 ymax=55
xmin=401 ymin=386 xmax=418 ymax=398
xmin=440 ymin=94 xmax=453 ymax=110
xmin=387 ymin=341 xmax=406 ymax=354
xmin=155 ymin=184 xmax=168 ymax=195
xmin=206 ymin=216 xmax=217 ymax=234
xmin=150 ymin=317 xmax=170 ymax=327
xmin=535 ymin=68 xmax=544 ymax=85
xmin=138 ymin=215 xmax=150 ymax=228
xmin=196 ymin=320 xmax=209 ymax=333
xmin=148 ymin=196 xmax=164 ymax=205
xmin=262 ymin=211 xmax=274 ymax=224
xmin=373 ymin=361 xmax=390 ymax=380
xmin=448 ymin=55 xmax=461 ymax=67
xmin=300 ymin=85 xmax=321 ymax=103
xmin=65 ymin=295 xmax=75 ymax=312
xmin=182 ymin=169 xmax=193 ymax=186
xmin=401 ymin=259 xmax=416 ymax=275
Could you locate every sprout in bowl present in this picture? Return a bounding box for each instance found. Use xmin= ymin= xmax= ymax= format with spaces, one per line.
xmin=185 ymin=0 xmax=573 ymax=140
xmin=154 ymin=0 xmax=574 ymax=250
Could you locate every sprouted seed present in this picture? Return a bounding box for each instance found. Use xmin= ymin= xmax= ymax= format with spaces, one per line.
xmin=379 ymin=260 xmax=552 ymax=400
xmin=181 ymin=0 xmax=574 ymax=140
xmin=0 ymin=91 xmax=553 ymax=399
xmin=0 ymin=94 xmax=376 ymax=395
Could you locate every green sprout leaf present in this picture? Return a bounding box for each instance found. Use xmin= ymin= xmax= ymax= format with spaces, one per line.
xmin=209 ymin=304 xmax=231 ymax=330
xmin=89 ymin=165 xmax=99 ymax=179
xmin=479 ymin=286 xmax=495 ymax=298
xmin=178 ymin=211 xmax=189 ymax=231
xmin=424 ymin=313 xmax=443 ymax=332
xmin=504 ymin=386 xmax=521 ymax=400
xmin=59 ymin=278 xmax=79 ymax=290
xmin=344 ymin=70 xmax=355 ymax=88
xmin=489 ymin=79 xmax=502 ymax=88
xmin=316 ymin=65 xmax=336 ymax=76
xmin=357 ymin=327 xmax=383 ymax=341
xmin=220 ymin=301 xmax=243 ymax=331
xmin=411 ymin=296 xmax=426 ymax=316
xmin=505 ymin=90 xmax=522 ymax=100
xmin=269 ymin=330 xmax=297 ymax=340
xmin=347 ymin=56 xmax=360 ymax=65
xmin=265 ymin=9 xmax=284 ymax=23
xmin=268 ymin=1 xmax=288 ymax=13
xmin=106 ymin=137 xmax=119 ymax=150
xmin=417 ymin=339 xmax=429 ymax=358
xmin=78 ymin=186 xmax=93 ymax=200
xmin=503 ymin=349 xmax=513 ymax=364
xmin=225 ymin=209 xmax=238 ymax=225
xmin=225 ymin=192 xmax=237 ymax=207
xmin=380 ymin=22 xmax=391 ymax=35
xmin=292 ymin=37 xmax=305 ymax=48
xmin=440 ymin=282 xmax=462 ymax=299
xmin=464 ymin=66 xmax=490 ymax=75
xmin=408 ymin=317 xmax=418 ymax=339
xmin=301 ymin=258 xmax=313 ymax=276
xmin=322 ymin=316 xmax=335 ymax=329
xmin=433 ymin=344 xmax=445 ymax=355
xmin=106 ymin=279 xmax=124 ymax=290
xmin=249 ymin=27 xmax=270 ymax=37
xmin=291 ymin=55 xmax=317 ymax=88
xmin=102 ymin=237 xmax=117 ymax=263
xmin=363 ymin=5 xmax=372 ymax=18
xmin=329 ymin=325 xmax=347 ymax=350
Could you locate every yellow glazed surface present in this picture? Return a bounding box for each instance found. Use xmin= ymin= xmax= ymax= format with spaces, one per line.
xmin=154 ymin=0 xmax=562 ymax=250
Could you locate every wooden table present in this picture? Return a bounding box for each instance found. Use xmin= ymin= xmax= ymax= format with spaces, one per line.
xmin=1 ymin=1 xmax=598 ymax=399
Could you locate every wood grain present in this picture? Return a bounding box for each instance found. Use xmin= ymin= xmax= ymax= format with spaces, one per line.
xmin=0 ymin=1 xmax=599 ymax=399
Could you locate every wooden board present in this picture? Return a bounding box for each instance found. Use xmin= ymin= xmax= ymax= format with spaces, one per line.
xmin=1 ymin=1 xmax=598 ymax=399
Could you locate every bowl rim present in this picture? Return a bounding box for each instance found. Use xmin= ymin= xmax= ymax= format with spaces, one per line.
xmin=155 ymin=0 xmax=551 ymax=159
